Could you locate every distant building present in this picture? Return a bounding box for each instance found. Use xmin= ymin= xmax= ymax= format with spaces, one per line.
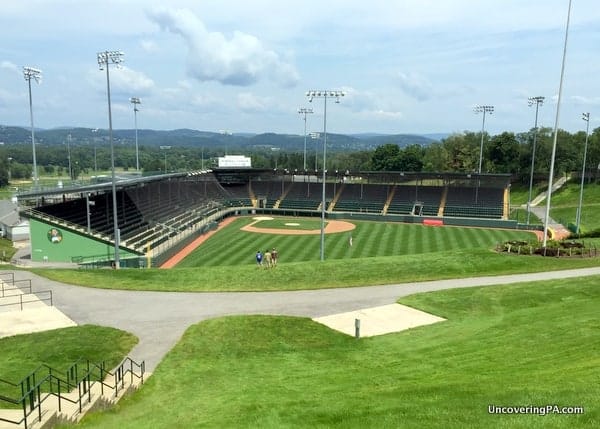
xmin=217 ymin=155 xmax=252 ymax=168
xmin=0 ymin=200 xmax=29 ymax=241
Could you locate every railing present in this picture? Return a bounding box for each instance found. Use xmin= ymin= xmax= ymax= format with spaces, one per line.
xmin=0 ymin=290 xmax=53 ymax=311
xmin=0 ymin=356 xmax=145 ymax=429
xmin=1 ymin=279 xmax=32 ymax=297
xmin=0 ymin=273 xmax=15 ymax=285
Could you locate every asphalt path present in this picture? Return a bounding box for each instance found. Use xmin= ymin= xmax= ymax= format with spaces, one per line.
xmin=5 ymin=267 xmax=600 ymax=371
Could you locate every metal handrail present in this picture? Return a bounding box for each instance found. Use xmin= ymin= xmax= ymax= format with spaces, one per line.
xmin=0 ymin=290 xmax=52 ymax=310
xmin=0 ymin=272 xmax=15 ymax=284
xmin=0 ymin=356 xmax=145 ymax=428
xmin=1 ymin=280 xmax=32 ymax=297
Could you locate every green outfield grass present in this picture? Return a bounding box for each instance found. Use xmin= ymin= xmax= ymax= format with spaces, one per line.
xmin=250 ymin=217 xmax=325 ymax=230
xmin=177 ymin=217 xmax=537 ymax=267
xmin=0 ymin=325 xmax=137 ymax=402
xmin=66 ymin=277 xmax=600 ymax=429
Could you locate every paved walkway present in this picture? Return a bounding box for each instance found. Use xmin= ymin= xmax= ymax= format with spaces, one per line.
xmin=3 ymin=267 xmax=600 ymax=371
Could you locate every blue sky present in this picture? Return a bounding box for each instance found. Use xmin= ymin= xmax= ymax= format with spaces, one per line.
xmin=1 ymin=0 xmax=599 ymax=136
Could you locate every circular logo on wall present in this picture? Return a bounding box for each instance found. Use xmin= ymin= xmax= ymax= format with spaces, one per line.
xmin=47 ymin=228 xmax=63 ymax=244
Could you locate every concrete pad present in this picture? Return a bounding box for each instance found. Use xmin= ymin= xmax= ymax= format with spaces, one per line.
xmin=313 ymin=303 xmax=445 ymax=337
xmin=0 ymin=305 xmax=77 ymax=338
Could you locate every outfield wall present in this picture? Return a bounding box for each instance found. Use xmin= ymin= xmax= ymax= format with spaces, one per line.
xmin=203 ymin=207 xmax=521 ymax=230
xmin=29 ymin=218 xmax=141 ymax=264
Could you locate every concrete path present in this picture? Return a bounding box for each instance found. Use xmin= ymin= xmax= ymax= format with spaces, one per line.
xmin=3 ymin=267 xmax=600 ymax=372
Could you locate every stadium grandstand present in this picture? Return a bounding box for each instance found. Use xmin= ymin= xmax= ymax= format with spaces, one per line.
xmin=16 ymin=169 xmax=514 ymax=268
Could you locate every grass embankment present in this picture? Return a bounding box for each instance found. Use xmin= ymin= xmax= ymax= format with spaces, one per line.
xmin=549 ymin=183 xmax=600 ymax=232
xmin=68 ymin=277 xmax=600 ymax=428
xmin=32 ymin=248 xmax=600 ymax=292
xmin=0 ymin=325 xmax=137 ymax=400
xmin=508 ymin=183 xmax=546 ymax=225
xmin=0 ymin=238 xmax=16 ymax=262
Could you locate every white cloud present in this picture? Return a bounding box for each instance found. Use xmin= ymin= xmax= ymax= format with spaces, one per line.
xmin=140 ymin=40 xmax=159 ymax=53
xmin=147 ymin=7 xmax=299 ymax=87
xmin=397 ymin=72 xmax=433 ymax=101
xmin=88 ymin=66 xmax=155 ymax=95
xmin=570 ymin=95 xmax=600 ymax=106
xmin=0 ymin=61 xmax=19 ymax=76
xmin=237 ymin=92 xmax=268 ymax=112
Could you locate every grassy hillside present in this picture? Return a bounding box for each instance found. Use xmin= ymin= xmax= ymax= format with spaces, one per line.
xmin=67 ymin=277 xmax=600 ymax=428
xmin=549 ymin=182 xmax=600 ymax=232
xmin=0 ymin=325 xmax=137 ymax=401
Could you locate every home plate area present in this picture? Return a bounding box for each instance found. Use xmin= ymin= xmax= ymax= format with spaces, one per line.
xmin=313 ymin=304 xmax=446 ymax=337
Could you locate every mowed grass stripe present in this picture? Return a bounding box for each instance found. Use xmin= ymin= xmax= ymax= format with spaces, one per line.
xmin=178 ymin=217 xmax=536 ymax=267
xmin=353 ymin=222 xmax=378 ymax=258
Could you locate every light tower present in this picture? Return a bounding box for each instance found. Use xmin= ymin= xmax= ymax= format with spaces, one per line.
xmin=575 ymin=112 xmax=591 ymax=234
xmin=298 ymin=107 xmax=313 ymax=170
xmin=526 ymin=96 xmax=544 ymax=225
xmin=306 ymin=90 xmax=344 ymax=261
xmin=543 ymin=0 xmax=572 ymax=249
xmin=23 ymin=66 xmax=42 ymax=189
xmin=473 ymin=105 xmax=494 ymax=174
xmin=130 ymin=97 xmax=141 ymax=172
xmin=97 ymin=50 xmax=124 ymax=269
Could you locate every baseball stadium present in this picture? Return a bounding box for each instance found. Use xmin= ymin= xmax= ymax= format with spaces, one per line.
xmin=1 ymin=167 xmax=598 ymax=428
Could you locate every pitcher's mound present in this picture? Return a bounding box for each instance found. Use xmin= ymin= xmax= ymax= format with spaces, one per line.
xmin=313 ymin=303 xmax=445 ymax=337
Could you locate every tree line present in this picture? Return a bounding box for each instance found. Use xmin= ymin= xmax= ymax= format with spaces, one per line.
xmin=1 ymin=126 xmax=599 ymax=187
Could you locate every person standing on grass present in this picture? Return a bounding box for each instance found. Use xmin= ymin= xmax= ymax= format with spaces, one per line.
xmin=271 ymin=248 xmax=278 ymax=266
xmin=264 ymin=248 xmax=272 ymax=268
xmin=256 ymin=250 xmax=263 ymax=267
xmin=349 ymin=234 xmax=353 ymax=247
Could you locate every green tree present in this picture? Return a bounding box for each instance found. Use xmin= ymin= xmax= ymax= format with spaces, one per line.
xmin=371 ymin=144 xmax=401 ymax=171
xmin=398 ymin=144 xmax=425 ymax=172
xmin=422 ymin=142 xmax=449 ymax=172
xmin=488 ymin=132 xmax=520 ymax=173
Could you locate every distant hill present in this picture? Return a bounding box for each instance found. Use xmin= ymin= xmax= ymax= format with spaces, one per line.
xmin=0 ymin=126 xmax=439 ymax=153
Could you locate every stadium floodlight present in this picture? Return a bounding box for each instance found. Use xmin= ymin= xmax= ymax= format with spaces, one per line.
xmin=310 ymin=132 xmax=320 ymax=170
xmin=298 ymin=107 xmax=314 ymax=170
xmin=575 ymin=112 xmax=591 ymax=234
xmin=306 ymin=90 xmax=344 ymax=261
xmin=160 ymin=145 xmax=172 ymax=172
xmin=130 ymin=97 xmax=141 ymax=172
xmin=543 ymin=0 xmax=572 ymax=250
xmin=97 ymin=50 xmax=124 ymax=269
xmin=23 ymin=66 xmax=42 ymax=189
xmin=526 ymin=96 xmax=545 ymax=225
xmin=473 ymin=105 xmax=494 ymax=174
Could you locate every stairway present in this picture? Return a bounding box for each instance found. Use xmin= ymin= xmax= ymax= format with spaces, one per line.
xmin=0 ymin=361 xmax=146 ymax=429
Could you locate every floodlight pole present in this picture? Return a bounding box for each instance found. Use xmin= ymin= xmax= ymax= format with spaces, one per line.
xmin=543 ymin=0 xmax=572 ymax=249
xmin=298 ymin=107 xmax=313 ymax=170
xmin=474 ymin=105 xmax=494 ymax=174
xmin=160 ymin=145 xmax=172 ymax=172
xmin=130 ymin=97 xmax=141 ymax=172
xmin=307 ymin=90 xmax=344 ymax=261
xmin=24 ymin=66 xmax=42 ymax=190
xmin=67 ymin=133 xmax=72 ymax=181
xmin=576 ymin=112 xmax=590 ymax=234
xmin=526 ymin=96 xmax=545 ymax=225
xmin=310 ymin=132 xmax=320 ymax=170
xmin=98 ymin=50 xmax=124 ymax=269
